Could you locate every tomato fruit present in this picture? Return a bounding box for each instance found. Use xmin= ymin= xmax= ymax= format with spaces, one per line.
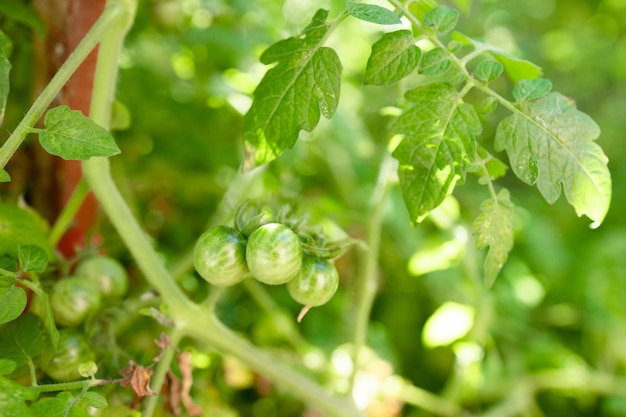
xmin=75 ymin=255 xmax=129 ymax=298
xmin=41 ymin=329 xmax=95 ymax=381
xmin=246 ymin=223 xmax=302 ymax=285
xmin=193 ymin=226 xmax=250 ymax=287
xmin=50 ymin=276 xmax=102 ymax=327
xmin=287 ymin=256 xmax=339 ymax=306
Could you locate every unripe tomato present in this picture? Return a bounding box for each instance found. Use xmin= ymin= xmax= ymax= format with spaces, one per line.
xmin=50 ymin=276 xmax=102 ymax=327
xmin=193 ymin=226 xmax=250 ymax=287
xmin=41 ymin=329 xmax=95 ymax=381
xmin=75 ymin=255 xmax=129 ymax=298
xmin=246 ymin=223 xmax=302 ymax=285
xmin=287 ymin=256 xmax=339 ymax=306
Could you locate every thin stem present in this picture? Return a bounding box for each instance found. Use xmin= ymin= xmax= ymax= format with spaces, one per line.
xmin=0 ymin=1 xmax=129 ymax=169
xmin=142 ymin=331 xmax=183 ymax=417
xmin=36 ymin=378 xmax=115 ymax=393
xmin=48 ymin=179 xmax=89 ymax=247
xmin=400 ymin=383 xmax=463 ymax=417
xmin=350 ymin=151 xmax=396 ymax=389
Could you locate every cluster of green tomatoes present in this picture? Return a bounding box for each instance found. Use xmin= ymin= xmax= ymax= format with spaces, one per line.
xmin=193 ymin=207 xmax=350 ymax=320
xmin=43 ymin=255 xmax=129 ymax=380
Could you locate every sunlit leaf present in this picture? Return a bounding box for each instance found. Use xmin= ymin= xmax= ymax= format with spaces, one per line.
xmin=472 ymin=189 xmax=514 ymax=287
xmin=347 ymin=2 xmax=401 ymax=25
xmin=392 ymin=82 xmax=481 ymax=222
xmin=495 ymin=92 xmax=611 ymax=224
xmin=419 ymin=47 xmax=451 ymax=76
xmin=364 ymin=30 xmax=420 ymax=85
xmin=423 ymin=6 xmax=459 ymax=33
xmin=423 ymin=302 xmax=474 ymax=347
xmin=243 ymin=9 xmax=342 ymax=167
xmin=451 ymin=32 xmax=542 ymax=82
xmin=475 ymin=59 xmax=503 ymax=83
xmin=513 ymin=78 xmax=552 ymax=101
xmin=40 ymin=105 xmax=121 ymax=160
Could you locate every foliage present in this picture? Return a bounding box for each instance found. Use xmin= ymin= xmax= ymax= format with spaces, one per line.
xmin=0 ymin=0 xmax=624 ymax=417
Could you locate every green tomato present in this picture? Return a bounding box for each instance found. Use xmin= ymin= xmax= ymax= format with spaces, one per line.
xmin=50 ymin=276 xmax=102 ymax=327
xmin=246 ymin=223 xmax=302 ymax=285
xmin=42 ymin=329 xmax=95 ymax=381
xmin=75 ymin=255 xmax=129 ymax=298
xmin=193 ymin=226 xmax=250 ymax=287
xmin=287 ymin=256 xmax=339 ymax=306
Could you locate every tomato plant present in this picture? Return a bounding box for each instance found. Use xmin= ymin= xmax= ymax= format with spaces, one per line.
xmin=246 ymin=223 xmax=303 ymax=285
xmin=193 ymin=225 xmax=250 ymax=287
xmin=40 ymin=329 xmax=95 ymax=381
xmin=75 ymin=255 xmax=129 ymax=298
xmin=0 ymin=0 xmax=622 ymax=417
xmin=287 ymin=256 xmax=339 ymax=307
xmin=50 ymin=276 xmax=102 ymax=327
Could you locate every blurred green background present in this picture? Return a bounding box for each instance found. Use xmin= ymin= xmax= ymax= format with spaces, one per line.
xmin=2 ymin=0 xmax=626 ymax=416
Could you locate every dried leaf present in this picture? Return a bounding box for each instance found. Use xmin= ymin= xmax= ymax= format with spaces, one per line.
xmin=120 ymin=361 xmax=155 ymax=397
xmin=179 ymin=352 xmax=202 ymax=416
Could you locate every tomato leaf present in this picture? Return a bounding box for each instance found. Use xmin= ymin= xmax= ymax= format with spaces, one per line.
xmin=0 ymin=373 xmax=38 ymax=417
xmin=495 ymin=92 xmax=611 ymax=224
xmin=423 ymin=6 xmax=459 ymax=34
xmin=39 ymin=105 xmax=121 ymax=160
xmin=18 ymin=245 xmax=48 ymax=273
xmin=0 ymin=314 xmax=45 ymax=368
xmin=392 ymin=82 xmax=481 ymax=222
xmin=0 ymin=276 xmax=27 ymax=325
xmin=451 ymin=31 xmax=542 ymax=82
xmin=0 ymin=30 xmax=11 ymax=128
xmin=31 ymin=391 xmax=90 ymax=417
xmin=419 ymin=48 xmax=451 ymax=76
xmin=364 ymin=30 xmax=420 ymax=85
xmin=243 ymin=9 xmax=342 ymax=167
xmin=472 ymin=189 xmax=515 ymax=287
xmin=0 ymin=202 xmax=53 ymax=260
xmin=512 ymin=78 xmax=552 ymax=101
xmin=347 ymin=2 xmax=401 ymax=25
xmin=0 ymin=169 xmax=10 ymax=182
xmin=80 ymin=391 xmax=108 ymax=409
xmin=475 ymin=60 xmax=503 ymax=83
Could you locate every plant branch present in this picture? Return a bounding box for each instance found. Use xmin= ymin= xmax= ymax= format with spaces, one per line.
xmin=350 ymin=151 xmax=396 ymax=389
xmin=182 ymin=311 xmax=368 ymax=417
xmin=142 ymin=331 xmax=183 ymax=417
xmin=48 ymin=179 xmax=89 ymax=247
xmin=0 ymin=1 xmax=130 ymax=169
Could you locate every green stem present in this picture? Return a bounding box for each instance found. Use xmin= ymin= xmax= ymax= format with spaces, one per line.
xmin=350 ymin=152 xmax=396 ymax=389
xmin=48 ymin=179 xmax=89 ymax=247
xmin=400 ymin=383 xmax=463 ymax=417
xmin=0 ymin=1 xmax=130 ymax=169
xmin=182 ymin=311 xmax=367 ymax=417
xmin=142 ymin=331 xmax=183 ymax=417
xmin=82 ymin=0 xmax=195 ymax=316
xmin=78 ymin=3 xmax=363 ymax=415
xmin=36 ymin=378 xmax=115 ymax=393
